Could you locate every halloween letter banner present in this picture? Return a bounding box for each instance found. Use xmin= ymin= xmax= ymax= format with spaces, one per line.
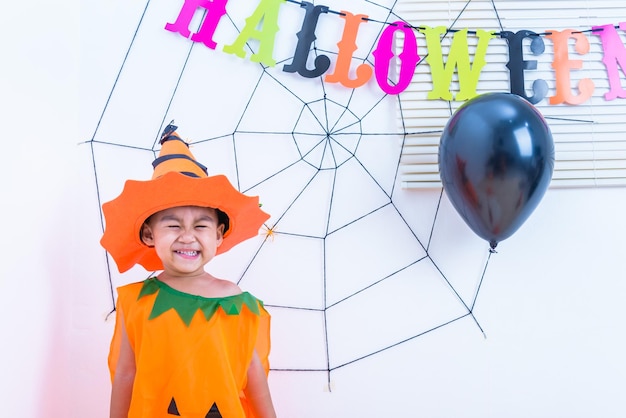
xmin=164 ymin=0 xmax=626 ymax=104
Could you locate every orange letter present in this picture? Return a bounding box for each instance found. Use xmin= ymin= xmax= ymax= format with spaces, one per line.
xmin=547 ymin=29 xmax=594 ymax=105
xmin=324 ymin=11 xmax=373 ymax=88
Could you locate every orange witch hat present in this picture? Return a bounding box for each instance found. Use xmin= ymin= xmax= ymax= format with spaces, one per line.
xmin=100 ymin=123 xmax=270 ymax=273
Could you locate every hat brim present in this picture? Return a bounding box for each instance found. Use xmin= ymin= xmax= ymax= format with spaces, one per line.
xmin=100 ymin=171 xmax=270 ymax=273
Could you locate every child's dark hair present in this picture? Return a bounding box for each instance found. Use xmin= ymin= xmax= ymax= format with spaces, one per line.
xmin=215 ymin=208 xmax=230 ymax=234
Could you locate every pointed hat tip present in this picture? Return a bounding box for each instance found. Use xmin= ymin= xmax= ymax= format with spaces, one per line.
xmin=160 ymin=120 xmax=179 ymax=144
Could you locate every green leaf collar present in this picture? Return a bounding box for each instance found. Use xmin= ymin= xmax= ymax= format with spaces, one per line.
xmin=138 ymin=277 xmax=262 ymax=326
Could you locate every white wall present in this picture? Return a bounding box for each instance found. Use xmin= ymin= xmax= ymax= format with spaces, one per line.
xmin=2 ymin=1 xmax=624 ymax=417
xmin=0 ymin=1 xmax=78 ymax=416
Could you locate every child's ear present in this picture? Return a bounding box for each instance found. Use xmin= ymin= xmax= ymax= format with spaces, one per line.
xmin=216 ymin=223 xmax=225 ymax=246
xmin=140 ymin=224 xmax=155 ymax=247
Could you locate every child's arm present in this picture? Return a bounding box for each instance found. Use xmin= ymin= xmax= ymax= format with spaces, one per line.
xmin=109 ymin=316 xmax=136 ymax=418
xmin=244 ymin=350 xmax=276 ymax=418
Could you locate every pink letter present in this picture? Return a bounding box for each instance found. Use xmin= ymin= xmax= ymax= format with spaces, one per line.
xmin=372 ymin=21 xmax=419 ymax=95
xmin=165 ymin=0 xmax=228 ymax=49
xmin=592 ymin=23 xmax=626 ymax=100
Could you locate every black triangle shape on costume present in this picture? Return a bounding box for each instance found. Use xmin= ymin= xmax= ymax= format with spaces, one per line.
xmin=205 ymin=402 xmax=222 ymax=418
xmin=167 ymin=397 xmax=181 ymax=415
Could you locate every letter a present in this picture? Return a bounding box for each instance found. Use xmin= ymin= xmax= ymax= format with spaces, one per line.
xmin=222 ymin=0 xmax=286 ymax=67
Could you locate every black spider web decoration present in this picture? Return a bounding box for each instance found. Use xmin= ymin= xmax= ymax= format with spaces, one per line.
xmin=86 ymin=0 xmax=596 ymax=389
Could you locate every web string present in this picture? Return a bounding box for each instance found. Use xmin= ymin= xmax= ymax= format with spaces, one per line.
xmin=87 ymin=0 xmax=153 ymax=315
xmin=87 ymin=0 xmax=596 ymax=382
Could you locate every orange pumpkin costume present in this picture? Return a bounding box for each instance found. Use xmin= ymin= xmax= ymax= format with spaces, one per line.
xmin=109 ymin=278 xmax=271 ymax=417
xmin=101 ymin=123 xmax=273 ymax=417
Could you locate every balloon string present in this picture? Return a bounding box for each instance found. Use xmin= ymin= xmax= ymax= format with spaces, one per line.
xmin=468 ymin=248 xmax=496 ymax=338
xmin=472 ymin=247 xmax=495 ymax=310
xmin=427 ymin=189 xmax=445 ymax=252
xmin=468 ymin=313 xmax=486 ymax=339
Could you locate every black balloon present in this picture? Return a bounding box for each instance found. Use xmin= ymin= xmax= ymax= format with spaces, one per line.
xmin=439 ymin=92 xmax=555 ymax=249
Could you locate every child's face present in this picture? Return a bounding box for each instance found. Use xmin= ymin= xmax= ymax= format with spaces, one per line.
xmin=140 ymin=206 xmax=225 ymax=277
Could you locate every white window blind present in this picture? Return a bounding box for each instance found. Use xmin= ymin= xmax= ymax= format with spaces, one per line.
xmin=396 ymin=0 xmax=626 ymax=188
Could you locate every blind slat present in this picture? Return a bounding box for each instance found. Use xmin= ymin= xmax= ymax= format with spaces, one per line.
xmin=398 ymin=0 xmax=626 ymax=189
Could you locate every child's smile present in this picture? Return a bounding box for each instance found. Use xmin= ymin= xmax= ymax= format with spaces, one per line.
xmin=141 ymin=206 xmax=225 ymax=277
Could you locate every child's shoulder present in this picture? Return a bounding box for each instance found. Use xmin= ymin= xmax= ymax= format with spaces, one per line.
xmin=115 ymin=278 xmax=154 ymax=298
xmin=205 ymin=277 xmax=242 ymax=298
xmin=116 ymin=279 xmax=146 ymax=293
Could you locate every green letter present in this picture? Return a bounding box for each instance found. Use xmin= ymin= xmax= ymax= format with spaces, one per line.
xmin=420 ymin=26 xmax=495 ymax=101
xmin=222 ymin=0 xmax=286 ymax=67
